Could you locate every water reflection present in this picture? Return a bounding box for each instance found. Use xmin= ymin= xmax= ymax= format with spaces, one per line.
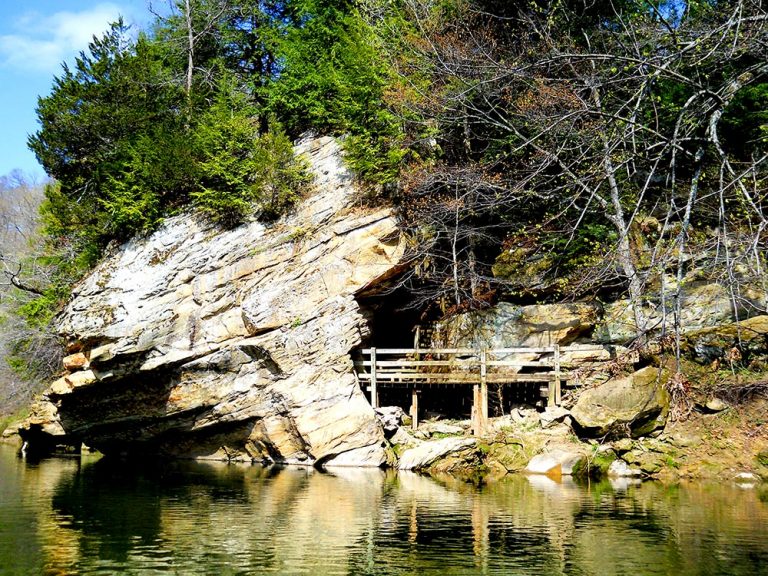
xmin=2 ymin=446 xmax=768 ymax=575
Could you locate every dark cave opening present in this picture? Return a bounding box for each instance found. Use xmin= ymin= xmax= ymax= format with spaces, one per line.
xmin=355 ymin=287 xmax=548 ymax=423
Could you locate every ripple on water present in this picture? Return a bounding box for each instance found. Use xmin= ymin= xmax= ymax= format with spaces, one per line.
xmin=2 ymin=447 xmax=768 ymax=575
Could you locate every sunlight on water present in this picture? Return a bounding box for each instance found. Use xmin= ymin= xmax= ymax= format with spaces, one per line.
xmin=1 ymin=445 xmax=768 ymax=575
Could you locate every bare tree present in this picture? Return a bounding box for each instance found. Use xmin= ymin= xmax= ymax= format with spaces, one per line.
xmin=0 ymin=173 xmax=61 ymax=416
xmin=371 ymin=0 xmax=768 ymax=354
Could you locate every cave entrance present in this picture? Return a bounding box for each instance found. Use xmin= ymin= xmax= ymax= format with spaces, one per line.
xmin=357 ymin=286 xmax=424 ymax=349
xmin=355 ymin=287 xmax=477 ymax=424
xmin=355 ymin=286 xmax=563 ymax=432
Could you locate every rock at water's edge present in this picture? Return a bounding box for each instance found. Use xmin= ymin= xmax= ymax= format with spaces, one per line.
xmin=398 ymin=438 xmax=477 ymax=470
xmin=19 ymin=137 xmax=406 ymax=467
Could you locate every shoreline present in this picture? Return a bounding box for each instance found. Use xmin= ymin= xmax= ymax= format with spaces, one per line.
xmin=4 ymin=396 xmax=767 ymax=485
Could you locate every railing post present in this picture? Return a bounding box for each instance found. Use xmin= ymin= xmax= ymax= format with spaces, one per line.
xmin=480 ymin=348 xmax=488 ymax=430
xmin=554 ymin=344 xmax=561 ymax=406
xmin=411 ymin=389 xmax=419 ymax=430
xmin=548 ymin=345 xmax=560 ymax=407
xmin=472 ymin=384 xmax=481 ymax=436
xmin=370 ymin=347 xmax=378 ymax=409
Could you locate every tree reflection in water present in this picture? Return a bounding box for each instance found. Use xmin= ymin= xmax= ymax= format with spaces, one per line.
xmin=2 ymin=447 xmax=767 ymax=575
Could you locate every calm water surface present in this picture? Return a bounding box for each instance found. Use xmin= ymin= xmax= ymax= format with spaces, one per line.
xmin=1 ymin=445 xmax=767 ymax=575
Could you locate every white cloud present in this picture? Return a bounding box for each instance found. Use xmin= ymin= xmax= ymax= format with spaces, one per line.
xmin=0 ymin=3 xmax=138 ymax=74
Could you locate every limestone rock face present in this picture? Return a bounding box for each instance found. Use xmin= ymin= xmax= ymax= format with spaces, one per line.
xmin=683 ymin=315 xmax=768 ymax=363
xmin=570 ymin=366 xmax=670 ymax=438
xmin=595 ymin=283 xmax=767 ymax=344
xmin=432 ymin=302 xmax=599 ymax=349
xmin=20 ymin=137 xmax=405 ymax=467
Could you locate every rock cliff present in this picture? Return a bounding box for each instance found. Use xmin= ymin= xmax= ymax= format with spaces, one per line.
xmin=20 ymin=137 xmax=405 ymax=466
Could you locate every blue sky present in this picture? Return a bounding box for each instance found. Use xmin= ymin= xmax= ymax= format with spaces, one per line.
xmin=0 ymin=1 xmax=158 ymax=179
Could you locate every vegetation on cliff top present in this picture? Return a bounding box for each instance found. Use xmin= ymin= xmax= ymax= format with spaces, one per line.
xmin=2 ymin=0 xmax=768 ymax=392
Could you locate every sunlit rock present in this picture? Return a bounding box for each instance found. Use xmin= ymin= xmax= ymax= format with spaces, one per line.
xmin=19 ymin=137 xmax=406 ymax=466
xmin=570 ymin=366 xmax=670 ymax=438
xmin=398 ymin=437 xmax=477 ymax=470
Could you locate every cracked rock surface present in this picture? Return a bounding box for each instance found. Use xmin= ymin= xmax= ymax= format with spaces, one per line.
xmin=21 ymin=137 xmax=405 ymax=466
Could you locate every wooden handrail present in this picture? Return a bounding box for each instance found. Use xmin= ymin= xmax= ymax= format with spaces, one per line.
xmin=356 ymin=344 xmax=613 ymax=431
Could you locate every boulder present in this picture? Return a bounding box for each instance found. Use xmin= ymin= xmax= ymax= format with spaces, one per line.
xmin=608 ymin=459 xmax=643 ymax=477
xmin=540 ymin=406 xmax=570 ymax=429
xmin=570 ymin=366 xmax=670 ymax=438
xmin=622 ymin=449 xmax=667 ymax=474
xmin=19 ymin=137 xmax=406 ymax=467
xmin=424 ymin=421 xmax=465 ymax=436
xmin=734 ymin=472 xmax=761 ymax=484
xmin=398 ymin=437 xmax=477 ymax=470
xmin=525 ymin=448 xmax=584 ymax=475
xmin=389 ymin=427 xmax=421 ymax=451
xmin=374 ymin=406 xmax=405 ymax=435
xmin=704 ymin=397 xmax=728 ymax=413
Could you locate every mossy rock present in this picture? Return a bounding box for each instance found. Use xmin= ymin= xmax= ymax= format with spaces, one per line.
xmin=612 ymin=438 xmax=634 ymax=454
xmin=571 ymin=451 xmax=616 ymax=479
xmin=623 ymin=449 xmax=668 ymax=474
xmin=492 ymin=248 xmax=556 ymax=294
xmin=571 ymin=366 xmax=670 ymax=439
xmin=486 ymin=441 xmax=535 ymax=473
xmin=757 ymin=450 xmax=768 ymax=468
xmin=683 ymin=315 xmax=768 ymax=362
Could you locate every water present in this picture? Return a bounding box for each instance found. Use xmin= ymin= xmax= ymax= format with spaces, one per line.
xmin=2 ymin=445 xmax=768 ymax=575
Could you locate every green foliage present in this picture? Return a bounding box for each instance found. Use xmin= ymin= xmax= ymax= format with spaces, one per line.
xmin=0 ymin=407 xmax=30 ymax=434
xmin=192 ymin=75 xmax=311 ymax=225
xmin=721 ymin=82 xmax=768 ymax=157
xmin=30 ymin=22 xmax=188 ymax=251
xmin=265 ymin=2 xmax=407 ymax=184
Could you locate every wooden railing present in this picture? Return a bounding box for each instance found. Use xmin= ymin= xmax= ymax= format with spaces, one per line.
xmin=354 ymin=345 xmax=607 ymax=434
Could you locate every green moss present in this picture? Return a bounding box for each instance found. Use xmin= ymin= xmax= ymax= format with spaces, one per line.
xmin=0 ymin=407 xmax=30 ymax=435
xmin=492 ymin=248 xmax=552 ymax=283
xmin=571 ymin=450 xmax=617 ymax=479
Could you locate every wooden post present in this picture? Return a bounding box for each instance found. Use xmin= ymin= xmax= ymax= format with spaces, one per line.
xmin=411 ymin=389 xmax=419 ymax=430
xmin=554 ymin=344 xmax=561 ymax=406
xmin=480 ymin=349 xmax=488 ymax=431
xmin=472 ymin=384 xmax=481 ymax=436
xmin=370 ymin=347 xmax=378 ymax=409
xmin=547 ymin=345 xmax=559 ymax=407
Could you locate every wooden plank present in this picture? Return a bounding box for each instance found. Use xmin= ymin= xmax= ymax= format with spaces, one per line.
xmin=360 ymin=348 xmax=477 ymax=355
xmin=357 ymin=372 xmax=556 ymax=383
xmin=486 ymin=360 xmax=553 ymax=367
xmin=359 ymin=345 xmax=607 ymax=356
xmin=560 ymin=345 xmax=608 ymax=352
xmin=354 ymin=359 xmax=553 ymax=368
xmin=355 ymin=360 xmax=481 ymax=367
xmin=492 ymin=347 xmax=554 ymax=354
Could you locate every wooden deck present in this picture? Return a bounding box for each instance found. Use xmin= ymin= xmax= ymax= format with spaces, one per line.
xmin=354 ymin=345 xmax=607 ymax=435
